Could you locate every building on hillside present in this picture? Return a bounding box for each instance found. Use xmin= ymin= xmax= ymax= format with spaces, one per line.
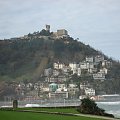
xmin=69 ymin=84 xmax=77 ymax=88
xmin=102 ymin=60 xmax=112 ymax=68
xmin=95 ymin=55 xmax=104 ymax=63
xmin=34 ymin=82 xmax=44 ymax=90
xmin=69 ymin=63 xmax=79 ymax=71
xmin=67 ymin=86 xmax=79 ymax=99
xmin=52 ymin=29 xmax=69 ymax=38
xmin=80 ymin=62 xmax=94 ymax=70
xmin=58 ymin=84 xmax=66 ymax=90
xmin=62 ymin=66 xmax=71 ymax=73
xmin=49 ymin=83 xmax=58 ymax=92
xmin=53 ymin=70 xmax=60 ymax=76
xmin=26 ymin=83 xmax=33 ymax=90
xmin=88 ymin=68 xmax=97 ymax=73
xmin=93 ymin=73 xmax=105 ymax=80
xmin=72 ymin=68 xmax=81 ymax=76
xmin=80 ymin=62 xmax=88 ymax=69
xmin=84 ymin=88 xmax=95 ymax=96
xmin=53 ymin=62 xmax=64 ymax=70
xmin=77 ymin=68 xmax=81 ymax=76
xmin=46 ymin=77 xmax=58 ymax=83
xmin=44 ymin=68 xmax=53 ymax=77
xmin=73 ymin=68 xmax=78 ymax=75
xmin=86 ymin=56 xmax=94 ymax=62
xmin=100 ymin=68 xmax=108 ymax=74
xmin=57 ymin=29 xmax=68 ymax=37
xmin=57 ymin=75 xmax=67 ymax=82
xmin=48 ymin=91 xmax=68 ymax=99
xmin=80 ymin=83 xmax=90 ymax=90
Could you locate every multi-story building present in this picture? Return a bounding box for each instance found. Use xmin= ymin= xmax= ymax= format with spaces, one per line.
xmin=53 ymin=70 xmax=60 ymax=76
xmin=93 ymin=73 xmax=105 ymax=80
xmin=95 ymin=55 xmax=104 ymax=63
xmin=100 ymin=68 xmax=108 ymax=74
xmin=86 ymin=56 xmax=94 ymax=63
xmin=53 ymin=62 xmax=64 ymax=70
xmin=69 ymin=63 xmax=79 ymax=71
xmin=57 ymin=29 xmax=68 ymax=37
xmin=48 ymin=91 xmax=68 ymax=99
xmin=57 ymin=84 xmax=66 ymax=90
xmin=80 ymin=83 xmax=90 ymax=90
xmin=44 ymin=68 xmax=53 ymax=77
xmin=77 ymin=68 xmax=81 ymax=76
xmin=84 ymin=88 xmax=95 ymax=96
xmin=80 ymin=62 xmax=94 ymax=70
xmin=102 ymin=60 xmax=112 ymax=68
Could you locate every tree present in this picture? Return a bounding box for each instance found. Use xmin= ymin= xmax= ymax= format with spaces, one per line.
xmin=39 ymin=29 xmax=51 ymax=36
xmin=77 ymin=98 xmax=114 ymax=117
xmin=78 ymin=98 xmax=100 ymax=114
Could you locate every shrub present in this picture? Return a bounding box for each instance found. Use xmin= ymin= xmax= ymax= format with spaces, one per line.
xmin=77 ymin=98 xmax=114 ymax=118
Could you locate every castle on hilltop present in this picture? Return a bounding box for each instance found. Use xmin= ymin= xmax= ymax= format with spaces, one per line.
xmin=45 ymin=24 xmax=69 ymax=38
xmin=12 ymin=25 xmax=69 ymax=40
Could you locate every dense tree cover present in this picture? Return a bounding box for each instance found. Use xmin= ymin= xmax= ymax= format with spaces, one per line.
xmin=39 ymin=29 xmax=51 ymax=36
xmin=0 ymin=35 xmax=120 ymax=95
xmin=0 ymin=37 xmax=99 ymax=79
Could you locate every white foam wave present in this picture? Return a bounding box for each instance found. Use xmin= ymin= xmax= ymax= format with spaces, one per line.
xmin=96 ymin=101 xmax=120 ymax=105
xmin=106 ymin=110 xmax=120 ymax=118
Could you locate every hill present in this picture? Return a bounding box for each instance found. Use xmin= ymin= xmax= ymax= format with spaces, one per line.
xmin=0 ymin=35 xmax=99 ymax=81
xmin=0 ymin=27 xmax=120 ymax=98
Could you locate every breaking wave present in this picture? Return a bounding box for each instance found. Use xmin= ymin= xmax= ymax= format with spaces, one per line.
xmin=106 ymin=110 xmax=120 ymax=118
xmin=96 ymin=101 xmax=120 ymax=105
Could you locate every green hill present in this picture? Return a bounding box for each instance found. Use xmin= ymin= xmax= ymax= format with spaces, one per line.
xmin=0 ymin=29 xmax=120 ymax=97
xmin=0 ymin=36 xmax=99 ymax=81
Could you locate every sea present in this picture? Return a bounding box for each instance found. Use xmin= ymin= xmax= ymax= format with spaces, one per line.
xmin=96 ymin=94 xmax=120 ymax=118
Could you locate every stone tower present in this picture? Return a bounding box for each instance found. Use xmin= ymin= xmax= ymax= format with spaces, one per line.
xmin=46 ymin=24 xmax=50 ymax=32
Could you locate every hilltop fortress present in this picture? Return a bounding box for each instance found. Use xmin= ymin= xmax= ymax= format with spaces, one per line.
xmin=45 ymin=24 xmax=69 ymax=38
xmin=12 ymin=25 xmax=70 ymax=40
xmin=46 ymin=25 xmax=69 ymax=38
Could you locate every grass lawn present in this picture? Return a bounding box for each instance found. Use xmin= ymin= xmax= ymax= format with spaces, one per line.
xmin=0 ymin=111 xmax=103 ymax=120
xmin=17 ymin=107 xmax=80 ymax=114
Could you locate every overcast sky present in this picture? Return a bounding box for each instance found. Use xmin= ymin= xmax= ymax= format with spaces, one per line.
xmin=0 ymin=0 xmax=120 ymax=60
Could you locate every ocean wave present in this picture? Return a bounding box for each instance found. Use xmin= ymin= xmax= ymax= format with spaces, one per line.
xmin=96 ymin=101 xmax=120 ymax=105
xmin=106 ymin=110 xmax=120 ymax=118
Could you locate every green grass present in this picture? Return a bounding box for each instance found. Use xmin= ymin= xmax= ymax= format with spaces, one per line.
xmin=0 ymin=111 xmax=103 ymax=120
xmin=17 ymin=107 xmax=79 ymax=114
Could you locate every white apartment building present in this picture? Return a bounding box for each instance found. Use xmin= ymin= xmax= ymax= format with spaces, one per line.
xmin=80 ymin=62 xmax=94 ymax=69
xmin=48 ymin=91 xmax=68 ymax=99
xmin=69 ymin=63 xmax=79 ymax=70
xmin=102 ymin=60 xmax=112 ymax=68
xmin=95 ymin=55 xmax=104 ymax=63
xmin=85 ymin=88 xmax=95 ymax=96
xmin=100 ymin=68 xmax=108 ymax=74
xmin=77 ymin=68 xmax=81 ymax=76
xmin=86 ymin=56 xmax=94 ymax=62
xmin=53 ymin=62 xmax=64 ymax=69
xmin=93 ymin=73 xmax=105 ymax=80
xmin=44 ymin=68 xmax=52 ymax=77
xmin=58 ymin=84 xmax=66 ymax=89
xmin=72 ymin=68 xmax=81 ymax=76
